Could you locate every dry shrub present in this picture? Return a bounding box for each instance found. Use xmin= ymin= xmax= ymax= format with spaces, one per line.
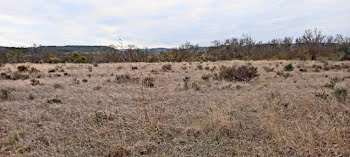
xmin=72 ymin=78 xmax=80 ymax=84
xmin=115 ymin=74 xmax=131 ymax=84
xmin=201 ymin=74 xmax=211 ymax=81
xmin=11 ymin=72 xmax=30 ymax=80
xmin=29 ymin=67 xmax=40 ymax=73
xmin=191 ymin=82 xmax=200 ymax=91
xmin=1 ymin=88 xmax=12 ymax=100
xmin=132 ymin=141 xmax=158 ymax=156
xmin=219 ymin=65 xmax=259 ymax=82
xmin=117 ymin=66 xmax=123 ymax=70
xmin=161 ymin=64 xmax=172 ymax=71
xmin=315 ymin=89 xmax=329 ymax=100
xmin=0 ymin=72 xmax=11 ymax=79
xmin=185 ymin=127 xmax=202 ymax=138
xmin=28 ymin=93 xmax=35 ymax=100
xmin=30 ymin=79 xmax=40 ymax=86
xmin=47 ymin=98 xmax=62 ymax=104
xmin=88 ymin=66 xmax=93 ymax=72
xmin=276 ymin=71 xmax=291 ymax=78
xmin=17 ymin=65 xmax=28 ymax=72
xmin=93 ymin=85 xmax=102 ymax=90
xmin=183 ymin=76 xmax=190 ymax=90
xmin=142 ymin=77 xmax=155 ymax=88
xmin=334 ymin=87 xmax=348 ymax=102
xmin=94 ymin=111 xmax=115 ymax=126
xmin=106 ymin=144 xmax=130 ymax=157
xmin=53 ymin=83 xmax=63 ymax=89
xmin=196 ymin=64 xmax=203 ymax=70
xmin=48 ymin=69 xmax=56 ymax=73
xmin=284 ymin=63 xmax=294 ymax=71
xmin=263 ymin=66 xmax=274 ymax=72
xmin=323 ymin=77 xmax=341 ymax=89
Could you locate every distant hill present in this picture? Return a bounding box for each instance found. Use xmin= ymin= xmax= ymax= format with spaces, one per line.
xmin=0 ymin=45 xmax=174 ymax=53
xmin=40 ymin=46 xmax=116 ymax=52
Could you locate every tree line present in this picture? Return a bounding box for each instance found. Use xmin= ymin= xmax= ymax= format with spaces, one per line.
xmin=0 ymin=28 xmax=350 ymax=64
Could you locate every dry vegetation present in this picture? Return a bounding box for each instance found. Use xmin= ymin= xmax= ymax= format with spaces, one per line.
xmin=0 ymin=60 xmax=350 ymax=156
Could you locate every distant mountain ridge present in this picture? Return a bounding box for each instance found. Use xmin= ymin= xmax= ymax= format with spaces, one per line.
xmin=0 ymin=45 xmax=172 ymax=53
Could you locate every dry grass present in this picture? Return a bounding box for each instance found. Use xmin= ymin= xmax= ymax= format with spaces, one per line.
xmin=0 ymin=60 xmax=350 ymax=156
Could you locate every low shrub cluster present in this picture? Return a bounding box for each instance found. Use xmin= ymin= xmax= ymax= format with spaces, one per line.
xmin=161 ymin=64 xmax=172 ymax=71
xmin=115 ymin=74 xmax=132 ymax=84
xmin=219 ymin=65 xmax=259 ymax=82
xmin=142 ymin=77 xmax=155 ymax=88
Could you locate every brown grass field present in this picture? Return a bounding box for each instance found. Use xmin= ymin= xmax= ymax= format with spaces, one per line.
xmin=0 ymin=60 xmax=350 ymax=156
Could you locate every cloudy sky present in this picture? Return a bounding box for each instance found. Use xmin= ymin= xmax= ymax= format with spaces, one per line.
xmin=1 ymin=0 xmax=350 ymax=47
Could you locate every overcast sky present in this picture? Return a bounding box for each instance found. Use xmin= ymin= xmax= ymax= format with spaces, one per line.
xmin=1 ymin=0 xmax=350 ymax=47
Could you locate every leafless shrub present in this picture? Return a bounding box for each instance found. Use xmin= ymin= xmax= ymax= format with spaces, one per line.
xmin=28 ymin=93 xmax=35 ymax=100
xmin=219 ymin=65 xmax=259 ymax=82
xmin=183 ymin=76 xmax=190 ymax=90
xmin=142 ymin=77 xmax=155 ymax=88
xmin=82 ymin=79 xmax=88 ymax=83
xmin=1 ymin=88 xmax=12 ymax=100
xmin=196 ymin=64 xmax=203 ymax=70
xmin=106 ymin=144 xmax=130 ymax=157
xmin=53 ymin=83 xmax=63 ymax=89
xmin=263 ymin=66 xmax=274 ymax=72
xmin=276 ymin=71 xmax=291 ymax=78
xmin=94 ymin=111 xmax=115 ymax=126
xmin=72 ymin=78 xmax=80 ymax=84
xmin=17 ymin=65 xmax=28 ymax=72
xmin=48 ymin=69 xmax=56 ymax=73
xmin=115 ymin=74 xmax=131 ymax=84
xmin=201 ymin=74 xmax=211 ymax=81
xmin=191 ymin=82 xmax=200 ymax=90
xmin=334 ymin=87 xmax=348 ymax=102
xmin=47 ymin=98 xmax=62 ymax=104
xmin=30 ymin=79 xmax=40 ymax=86
xmin=162 ymin=64 xmax=172 ymax=71
xmin=88 ymin=66 xmax=93 ymax=72
xmin=284 ymin=63 xmax=294 ymax=71
xmin=117 ymin=66 xmax=123 ymax=70
xmin=53 ymin=74 xmax=61 ymax=77
xmin=93 ymin=85 xmax=102 ymax=90
xmin=315 ymin=89 xmax=329 ymax=100
xmin=11 ymin=72 xmax=30 ymax=80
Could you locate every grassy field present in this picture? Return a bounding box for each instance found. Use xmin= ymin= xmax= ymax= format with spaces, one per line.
xmin=0 ymin=60 xmax=350 ymax=156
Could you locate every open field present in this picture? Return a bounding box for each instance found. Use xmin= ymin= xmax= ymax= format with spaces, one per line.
xmin=0 ymin=60 xmax=350 ymax=156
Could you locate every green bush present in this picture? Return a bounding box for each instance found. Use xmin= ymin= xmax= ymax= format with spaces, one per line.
xmin=70 ymin=52 xmax=87 ymax=63
xmin=1 ymin=88 xmax=12 ymax=100
xmin=337 ymin=43 xmax=350 ymax=61
xmin=8 ymin=49 xmax=23 ymax=63
xmin=334 ymin=87 xmax=348 ymax=102
xmin=284 ymin=63 xmax=294 ymax=71
xmin=196 ymin=64 xmax=203 ymax=70
xmin=46 ymin=55 xmax=63 ymax=63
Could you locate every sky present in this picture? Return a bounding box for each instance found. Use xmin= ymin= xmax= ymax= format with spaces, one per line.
xmin=0 ymin=0 xmax=350 ymax=48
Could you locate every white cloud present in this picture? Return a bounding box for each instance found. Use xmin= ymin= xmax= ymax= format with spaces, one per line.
xmin=0 ymin=0 xmax=349 ymax=47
